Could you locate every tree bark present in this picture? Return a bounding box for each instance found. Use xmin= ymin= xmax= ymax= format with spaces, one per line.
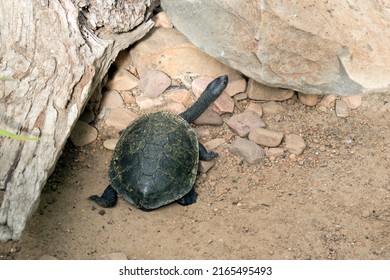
xmin=0 ymin=0 xmax=154 ymax=241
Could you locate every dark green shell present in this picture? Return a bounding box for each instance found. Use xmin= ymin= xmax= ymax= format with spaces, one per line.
xmin=109 ymin=111 xmax=199 ymax=210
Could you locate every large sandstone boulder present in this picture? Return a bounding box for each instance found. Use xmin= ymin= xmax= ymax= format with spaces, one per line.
xmin=162 ymin=0 xmax=390 ymax=95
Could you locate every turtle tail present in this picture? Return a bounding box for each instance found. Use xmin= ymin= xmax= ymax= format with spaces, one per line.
xmin=180 ymin=75 xmax=228 ymax=123
xmin=89 ymin=185 xmax=118 ymax=208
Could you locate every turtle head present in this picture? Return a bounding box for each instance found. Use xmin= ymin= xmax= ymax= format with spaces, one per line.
xmin=180 ymin=75 xmax=229 ymax=123
xmin=204 ymin=75 xmax=229 ymax=97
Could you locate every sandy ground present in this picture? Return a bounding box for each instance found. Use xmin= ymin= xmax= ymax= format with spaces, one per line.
xmin=1 ymin=89 xmax=390 ymax=260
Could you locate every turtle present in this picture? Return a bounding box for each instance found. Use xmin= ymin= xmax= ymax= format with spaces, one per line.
xmin=89 ymin=75 xmax=229 ymax=210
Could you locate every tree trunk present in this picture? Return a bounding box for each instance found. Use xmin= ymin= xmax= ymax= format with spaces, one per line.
xmin=0 ymin=0 xmax=154 ymax=241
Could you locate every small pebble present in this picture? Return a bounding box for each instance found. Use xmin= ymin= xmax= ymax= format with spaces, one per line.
xmin=285 ymin=134 xmax=306 ymax=155
xmin=298 ymin=92 xmax=319 ymax=106
xmin=103 ymin=139 xmax=119 ymax=150
xmin=341 ymin=95 xmax=363 ymax=109
xmin=335 ymin=99 xmax=350 ymax=117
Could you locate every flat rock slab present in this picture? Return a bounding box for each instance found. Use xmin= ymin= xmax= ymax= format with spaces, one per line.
xmin=204 ymin=138 xmax=226 ymax=151
xmin=228 ymin=137 xmax=265 ymax=164
xmin=105 ymin=108 xmax=138 ymax=131
xmin=100 ymin=90 xmax=124 ymax=109
xmin=246 ymin=102 xmax=263 ymax=117
xmin=248 ymin=128 xmax=284 ymax=147
xmin=225 ymin=73 xmax=247 ymax=97
xmin=164 ymin=89 xmax=193 ymax=107
xmin=106 ymin=69 xmax=139 ymax=91
xmin=247 ymin=79 xmax=295 ymax=101
xmin=135 ymin=96 xmax=163 ymax=110
xmin=138 ymin=70 xmax=171 ymax=98
xmin=193 ymin=108 xmax=223 ymax=126
xmin=226 ymin=110 xmax=266 ymax=137
xmin=266 ymin=147 xmax=284 ymax=158
xmin=261 ymin=101 xmax=286 ymax=115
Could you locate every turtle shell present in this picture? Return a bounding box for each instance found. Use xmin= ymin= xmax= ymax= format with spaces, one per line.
xmin=109 ymin=111 xmax=199 ymax=210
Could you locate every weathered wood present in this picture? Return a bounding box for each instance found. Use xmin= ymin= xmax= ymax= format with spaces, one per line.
xmin=0 ymin=0 xmax=154 ymax=241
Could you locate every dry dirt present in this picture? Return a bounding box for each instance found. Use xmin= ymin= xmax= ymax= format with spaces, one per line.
xmin=1 ymin=89 xmax=390 ymax=260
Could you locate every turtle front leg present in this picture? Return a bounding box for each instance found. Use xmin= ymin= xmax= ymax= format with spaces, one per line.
xmin=199 ymin=142 xmax=218 ymax=160
xmin=176 ymin=187 xmax=198 ymax=206
xmin=89 ymin=185 xmax=118 ymax=208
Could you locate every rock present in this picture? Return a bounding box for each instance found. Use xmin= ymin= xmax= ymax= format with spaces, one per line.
xmin=152 ymin=12 xmax=173 ymax=28
xmin=298 ymin=92 xmax=319 ymax=106
xmin=100 ymin=90 xmax=124 ymax=109
xmin=247 ymin=79 xmax=295 ymax=101
xmin=226 ymin=110 xmax=266 ymax=137
xmin=204 ymin=138 xmax=226 ymax=151
xmin=162 ymin=0 xmax=390 ymax=95
xmin=138 ymin=70 xmax=171 ymax=98
xmin=320 ymin=94 xmax=338 ymax=107
xmin=225 ymin=73 xmax=247 ymax=97
xmin=265 ymin=148 xmax=284 ymax=158
xmin=285 ymin=134 xmax=306 ymax=155
xmin=193 ymin=108 xmax=224 ymax=126
xmin=261 ymin=101 xmax=285 ymax=115
xmin=246 ymin=102 xmax=263 ymax=117
xmin=70 ymin=121 xmax=98 ymax=147
xmin=135 ymin=96 xmax=163 ymax=110
xmin=248 ymin=128 xmax=284 ymax=147
xmin=130 ymin=27 xmax=237 ymax=78
xmin=194 ymin=127 xmax=210 ymax=138
xmin=103 ymin=139 xmax=119 ymax=150
xmin=105 ymin=108 xmax=138 ymax=131
xmin=341 ymin=95 xmax=363 ymax=109
xmin=106 ymin=69 xmax=139 ymax=91
xmin=163 ymin=102 xmax=187 ymax=115
xmin=234 ymin=92 xmax=247 ymax=101
xmin=228 ymin=137 xmax=265 ymax=164
xmin=335 ymin=99 xmax=350 ymax=117
xmin=192 ymin=76 xmax=235 ymax=114
xmin=98 ymin=252 xmax=128 ymax=260
xmin=164 ymin=89 xmax=193 ymax=107
xmin=198 ymin=160 xmax=215 ymax=173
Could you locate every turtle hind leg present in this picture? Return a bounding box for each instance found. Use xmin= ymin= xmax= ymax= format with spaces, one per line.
xmin=199 ymin=142 xmax=218 ymax=160
xmin=89 ymin=185 xmax=118 ymax=208
xmin=176 ymin=187 xmax=198 ymax=206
